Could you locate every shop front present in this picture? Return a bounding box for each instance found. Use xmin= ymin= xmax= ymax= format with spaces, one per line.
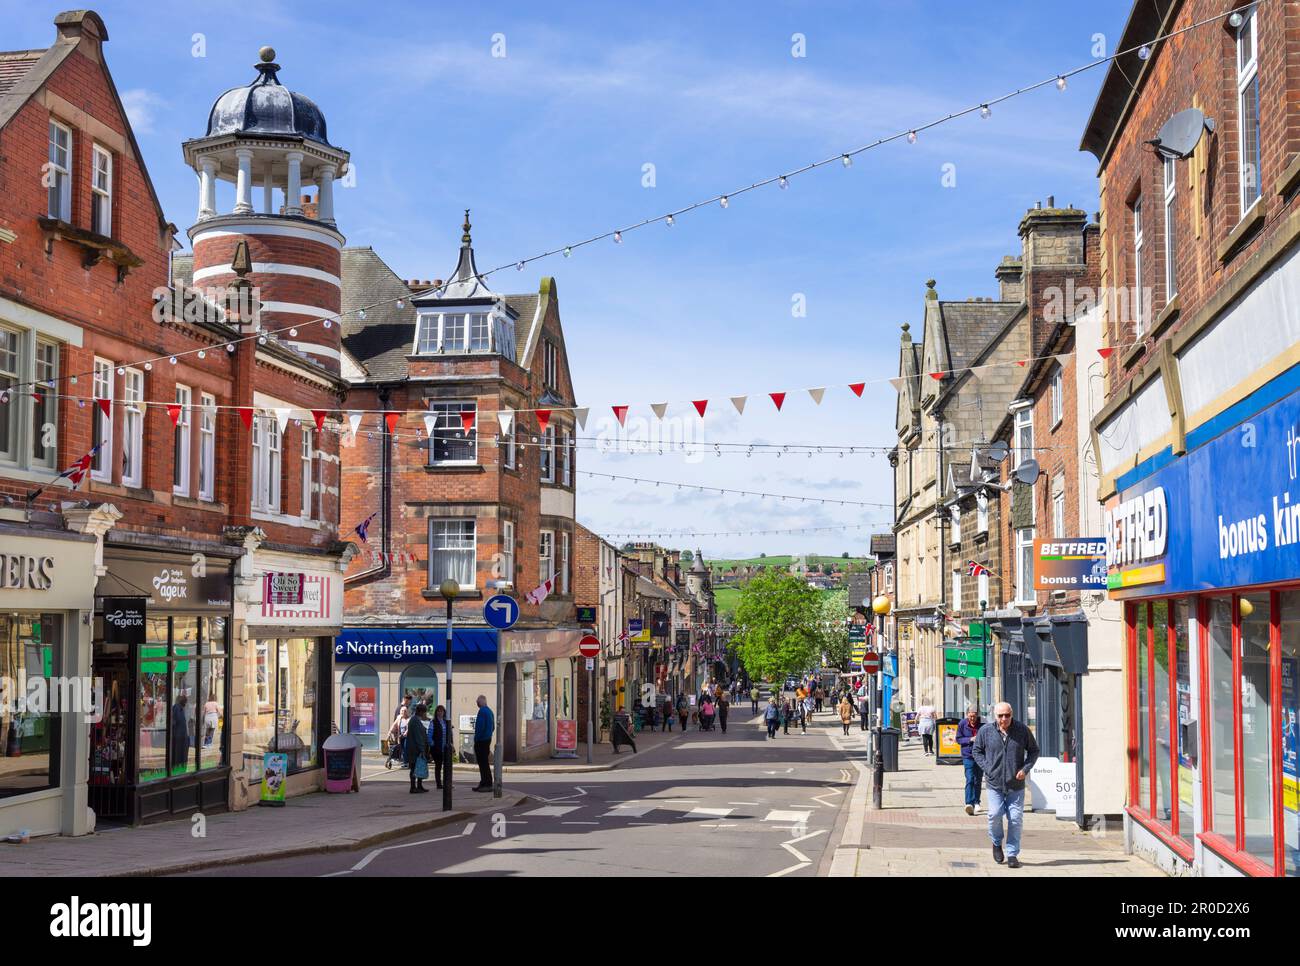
xmin=499 ymin=628 xmax=584 ymax=761
xmin=90 ymin=547 xmax=234 ymax=825
xmin=1108 ymin=386 xmax=1300 ymax=877
xmin=237 ymin=554 xmax=345 ymax=807
xmin=0 ymin=523 xmax=98 ymax=839
xmin=333 ymin=627 xmax=497 ymax=752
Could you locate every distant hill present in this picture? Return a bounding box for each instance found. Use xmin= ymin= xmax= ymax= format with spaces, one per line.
xmin=709 ymin=554 xmax=873 ymax=619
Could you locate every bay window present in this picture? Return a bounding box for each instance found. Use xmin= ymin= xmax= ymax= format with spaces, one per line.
xmin=560 ymin=531 xmax=570 ymax=595
xmin=0 ymin=330 xmax=61 ymax=471
xmin=428 ymin=401 xmax=476 ymax=465
xmin=469 ymin=312 xmax=489 ymax=351
xmin=415 ymin=311 xmax=505 ymax=354
xmin=442 ymin=313 xmax=465 ymax=350
xmin=562 ymin=429 xmax=572 ymax=486
xmin=429 ymin=519 xmax=476 ymax=590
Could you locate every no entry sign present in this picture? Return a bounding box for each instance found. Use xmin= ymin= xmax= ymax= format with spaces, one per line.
xmin=861 ymin=651 xmax=881 ymax=674
xmin=579 ymin=634 xmax=601 ymax=658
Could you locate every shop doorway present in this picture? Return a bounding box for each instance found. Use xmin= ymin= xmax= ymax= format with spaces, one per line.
xmin=88 ymin=646 xmax=130 ymax=822
xmin=503 ymin=663 xmax=519 ymax=762
xmin=340 ymin=664 xmax=380 ymax=751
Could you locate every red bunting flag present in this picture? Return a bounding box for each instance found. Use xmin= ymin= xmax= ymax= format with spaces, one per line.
xmin=166 ymin=404 xmax=181 ymax=427
xmin=537 ymin=409 xmax=552 ymax=433
xmin=238 ymin=407 xmax=253 ymax=431
xmin=459 ymin=409 xmax=476 ymax=434
xmin=848 ymin=382 xmax=865 ymax=397
xmin=612 ymin=405 xmax=628 ymax=427
xmin=769 ymin=392 xmax=785 ymax=411
xmin=1016 ymin=359 xmax=1027 ymax=367
xmin=384 ymin=411 xmax=399 ymax=434
xmin=1098 ymin=347 xmax=1116 ymax=359
xmin=692 ymin=399 xmax=708 ymax=418
xmin=929 ymin=371 xmax=944 ymax=380
xmin=311 ymin=410 xmax=327 ymax=431
xmin=96 ymin=398 xmax=111 ymax=419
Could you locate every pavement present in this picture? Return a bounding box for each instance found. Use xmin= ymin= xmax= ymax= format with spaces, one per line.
xmin=825 ymin=727 xmax=1164 ymax=877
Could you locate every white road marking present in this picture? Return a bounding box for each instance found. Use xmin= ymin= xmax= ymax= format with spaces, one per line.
xmin=603 ymin=803 xmax=656 ymax=817
xmin=326 ymin=824 xmax=473 ymax=876
xmin=684 ymin=807 xmax=734 ymax=819
xmin=523 ymin=805 xmax=581 ymax=817
xmin=764 ymin=809 xmax=813 ymax=824
xmin=562 ymin=821 xmax=600 ymax=825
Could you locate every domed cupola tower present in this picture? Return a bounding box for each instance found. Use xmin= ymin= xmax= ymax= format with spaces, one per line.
xmin=182 ymin=47 xmax=348 ymax=372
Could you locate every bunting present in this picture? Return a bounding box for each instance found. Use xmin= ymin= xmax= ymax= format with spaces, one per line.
xmin=384 ymin=411 xmax=399 ymax=434
xmin=848 ymin=383 xmax=865 ymax=397
xmin=459 ymin=409 xmax=476 ymax=434
xmin=692 ymin=399 xmax=708 ymax=417
xmin=730 ymin=395 xmax=747 ymax=414
xmin=311 ymin=410 xmax=327 ymax=431
xmin=573 ymin=407 xmax=589 ymax=430
xmin=238 ymin=407 xmax=254 ymax=431
xmin=807 ymin=387 xmax=825 ymax=405
xmin=612 ymin=405 xmax=629 ymax=427
xmin=166 ymin=404 xmax=181 ymax=428
xmin=651 ymin=402 xmax=668 ymax=420
xmin=769 ymin=392 xmax=785 ymax=411
xmin=537 ymin=409 xmax=552 ymax=433
xmin=497 ymin=409 xmax=514 ymax=434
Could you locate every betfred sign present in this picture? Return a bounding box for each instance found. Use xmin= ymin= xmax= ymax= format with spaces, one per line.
xmin=1034 ymin=539 xmax=1107 ymax=590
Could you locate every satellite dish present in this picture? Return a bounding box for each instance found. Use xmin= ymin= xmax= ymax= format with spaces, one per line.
xmin=1013 ymin=459 xmax=1041 ymax=487
xmin=1148 ymin=108 xmax=1214 ymax=161
xmin=986 ymin=441 xmax=1009 ymax=463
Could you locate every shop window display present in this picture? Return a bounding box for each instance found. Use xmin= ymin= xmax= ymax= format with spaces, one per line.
xmin=1239 ymin=593 xmax=1273 ymax=864
xmin=1174 ymin=599 xmax=1196 ymax=847
xmin=1208 ymin=597 xmax=1236 ymax=838
xmin=1281 ymin=592 xmax=1300 ymax=877
xmin=246 ymin=637 xmax=320 ymax=781
xmin=0 ymin=614 xmax=61 ymax=797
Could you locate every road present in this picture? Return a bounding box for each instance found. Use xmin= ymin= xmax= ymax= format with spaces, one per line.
xmin=180 ymin=702 xmax=871 ymax=877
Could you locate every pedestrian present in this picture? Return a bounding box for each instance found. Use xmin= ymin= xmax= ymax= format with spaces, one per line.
xmin=815 ymin=687 xmax=824 ymax=714
xmin=838 ymin=694 xmax=853 ymax=736
xmin=859 ymin=689 xmax=870 ymax=732
xmin=472 ymin=694 xmax=495 ymax=792
xmin=387 ymin=705 xmax=412 ymax=766
xmin=764 ymin=697 xmax=780 ymax=738
xmin=662 ymin=696 xmax=673 ymax=731
xmin=718 ymin=693 xmax=729 ymax=733
xmin=782 ymin=698 xmax=792 ymax=735
xmin=750 ymin=685 xmax=760 ymax=715
xmin=677 ymin=692 xmax=689 ymax=731
xmin=917 ymin=701 xmax=937 ymax=755
xmin=700 ymin=695 xmax=715 ymax=731
xmin=957 ymin=705 xmax=983 ymax=815
xmin=971 ymin=701 xmax=1040 ymax=868
xmin=801 ymin=693 xmax=814 ymax=733
xmin=407 ymin=703 xmax=430 ymax=793
xmin=428 ymin=704 xmax=448 ymax=789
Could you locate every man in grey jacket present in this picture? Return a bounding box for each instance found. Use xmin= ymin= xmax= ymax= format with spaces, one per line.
xmin=971 ymin=701 xmax=1039 ymax=868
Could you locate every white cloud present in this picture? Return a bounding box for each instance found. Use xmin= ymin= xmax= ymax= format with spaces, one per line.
xmin=120 ymin=88 xmax=164 ymax=136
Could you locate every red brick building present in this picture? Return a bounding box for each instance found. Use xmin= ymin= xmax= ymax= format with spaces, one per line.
xmin=1081 ymin=0 xmax=1300 ymax=877
xmin=0 ymin=12 xmax=350 ymax=835
xmin=337 ymin=218 xmax=586 ymax=761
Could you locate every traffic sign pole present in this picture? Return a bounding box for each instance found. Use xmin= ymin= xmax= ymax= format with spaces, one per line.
xmin=578 ymin=635 xmax=600 ymax=766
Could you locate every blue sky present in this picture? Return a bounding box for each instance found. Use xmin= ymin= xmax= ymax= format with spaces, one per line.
xmin=7 ymin=0 xmax=1131 ymax=559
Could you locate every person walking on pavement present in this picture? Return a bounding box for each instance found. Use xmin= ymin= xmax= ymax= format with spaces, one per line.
xmin=971 ymin=701 xmax=1039 ymax=868
xmin=717 ymin=693 xmax=729 ymax=733
xmin=801 ymin=693 xmax=814 ymax=734
xmin=957 ymin=706 xmax=983 ymax=814
xmin=407 ymin=703 xmax=430 ymax=793
xmin=750 ymin=685 xmax=760 ymax=716
xmin=428 ymin=705 xmax=448 ymax=789
xmin=782 ymin=697 xmax=792 ymax=735
xmin=838 ymin=694 xmax=854 ymax=736
xmin=677 ymin=692 xmax=689 ymax=732
xmin=471 ymin=695 xmax=495 ymax=791
xmin=917 ymin=701 xmax=937 ymax=755
xmin=764 ymin=697 xmax=780 ymax=738
xmin=699 ymin=695 xmax=715 ymax=731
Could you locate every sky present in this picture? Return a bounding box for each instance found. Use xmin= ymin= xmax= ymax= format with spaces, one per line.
xmin=4 ymin=0 xmax=1133 ymax=559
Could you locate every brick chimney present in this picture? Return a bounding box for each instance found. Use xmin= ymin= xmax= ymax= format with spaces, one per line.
xmin=299 ymin=192 xmax=319 ymax=220
xmin=995 ymin=256 xmax=1024 ymax=302
xmin=1019 ymin=200 xmax=1088 ymax=271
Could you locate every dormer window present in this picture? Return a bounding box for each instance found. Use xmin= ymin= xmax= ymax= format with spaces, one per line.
xmin=415 ymin=310 xmax=501 ymax=354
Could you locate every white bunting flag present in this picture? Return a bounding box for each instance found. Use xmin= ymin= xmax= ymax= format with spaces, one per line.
xmin=573 ymin=407 xmax=589 ymax=430
xmin=1056 ymin=353 xmax=1073 ymax=366
xmin=348 ymin=412 xmax=363 ymax=438
xmin=730 ymin=395 xmax=747 ymax=414
xmin=275 ymin=408 xmax=293 ymax=433
xmin=651 ymin=402 xmax=668 ymax=420
xmin=498 ymin=408 xmax=514 ymax=434
xmin=807 ymin=387 xmax=826 ymax=405
xmin=888 ymin=377 xmax=906 ymax=391
xmin=423 ymin=413 xmax=437 ymax=438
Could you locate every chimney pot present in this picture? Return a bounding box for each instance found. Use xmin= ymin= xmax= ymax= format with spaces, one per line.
xmin=1047 ymin=194 xmax=1055 ymax=207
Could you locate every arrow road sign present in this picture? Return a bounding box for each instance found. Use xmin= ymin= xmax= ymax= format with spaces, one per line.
xmin=484 ymin=594 xmax=519 ymax=630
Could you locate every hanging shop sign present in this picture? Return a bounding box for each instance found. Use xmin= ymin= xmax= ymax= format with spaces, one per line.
xmin=576 ymin=606 xmax=597 ymax=624
xmin=675 ymin=629 xmax=691 ymax=648
xmin=98 ymin=552 xmax=232 ymax=611
xmin=258 ymin=568 xmax=336 ymax=623
xmin=264 ymin=572 xmax=304 ymax=605
xmin=848 ymin=625 xmax=867 ymax=643
xmin=102 ymin=597 xmax=146 ymax=646
xmin=1034 ymin=540 xmax=1107 ymax=590
xmin=944 ymin=646 xmax=986 ymax=679
xmin=1108 ymin=388 xmax=1300 ymax=597
xmin=651 ymin=613 xmax=670 ymax=636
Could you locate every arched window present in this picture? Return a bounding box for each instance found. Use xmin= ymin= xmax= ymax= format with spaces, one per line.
xmin=341 ymin=664 xmax=380 ymax=750
xmin=400 ymin=664 xmax=439 ymax=714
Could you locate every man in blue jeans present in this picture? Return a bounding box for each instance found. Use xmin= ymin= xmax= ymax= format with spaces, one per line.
xmin=956 ymin=706 xmax=983 ymax=815
xmin=472 ymin=695 xmax=494 ymax=791
xmin=971 ymin=701 xmax=1039 ymax=869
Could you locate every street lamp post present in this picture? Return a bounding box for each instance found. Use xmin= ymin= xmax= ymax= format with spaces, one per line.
xmin=439 ymin=578 xmax=459 ymax=811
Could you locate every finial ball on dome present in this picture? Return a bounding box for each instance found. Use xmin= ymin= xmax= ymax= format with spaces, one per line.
xmin=259 ymin=46 xmax=276 ymax=63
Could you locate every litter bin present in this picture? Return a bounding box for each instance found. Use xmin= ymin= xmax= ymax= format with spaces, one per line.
xmin=879 ymin=727 xmax=901 ymax=772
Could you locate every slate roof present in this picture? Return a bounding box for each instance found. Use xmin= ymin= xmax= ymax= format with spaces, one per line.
xmin=936 ymin=300 xmax=1020 ymax=375
xmin=869 ymin=533 xmax=895 ymax=556
xmin=0 ymin=50 xmax=43 ymax=99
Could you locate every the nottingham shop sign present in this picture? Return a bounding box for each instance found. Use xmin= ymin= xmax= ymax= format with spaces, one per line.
xmin=1108 ymin=387 xmax=1300 ymax=597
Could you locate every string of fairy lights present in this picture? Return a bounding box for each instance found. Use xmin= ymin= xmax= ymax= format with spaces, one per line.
xmin=0 ymin=0 xmax=1251 ymax=404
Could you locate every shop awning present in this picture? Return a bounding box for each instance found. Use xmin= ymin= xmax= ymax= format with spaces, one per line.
xmin=334 ymin=627 xmax=497 ymax=663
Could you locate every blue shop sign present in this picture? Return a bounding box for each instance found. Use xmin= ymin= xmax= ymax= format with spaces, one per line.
xmin=1107 ymin=387 xmax=1300 ymax=597
xmin=335 ymin=627 xmax=498 ymax=663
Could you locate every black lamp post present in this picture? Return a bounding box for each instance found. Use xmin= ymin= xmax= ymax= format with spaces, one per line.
xmin=439 ymin=578 xmax=459 ymax=811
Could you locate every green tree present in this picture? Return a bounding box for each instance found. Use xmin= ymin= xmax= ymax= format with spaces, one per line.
xmin=733 ymin=571 xmax=826 ymax=681
xmin=819 ymin=588 xmax=851 ymax=670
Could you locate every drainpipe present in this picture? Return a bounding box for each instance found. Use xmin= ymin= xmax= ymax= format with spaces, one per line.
xmin=345 ymin=386 xmax=393 ymax=587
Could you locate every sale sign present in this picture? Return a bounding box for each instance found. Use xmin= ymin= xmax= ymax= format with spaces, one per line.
xmin=555 ymin=719 xmax=577 ymax=751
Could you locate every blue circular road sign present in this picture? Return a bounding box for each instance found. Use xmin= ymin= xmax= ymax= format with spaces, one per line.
xmin=483 ymin=594 xmax=519 ymax=630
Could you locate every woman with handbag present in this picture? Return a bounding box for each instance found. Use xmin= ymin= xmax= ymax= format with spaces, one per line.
xmin=407 ymin=704 xmax=430 ymax=793
xmin=428 ymin=705 xmax=449 ymax=790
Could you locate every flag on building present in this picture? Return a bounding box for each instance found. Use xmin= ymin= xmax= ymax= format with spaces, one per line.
xmin=967 ymin=560 xmax=990 ymax=578
xmin=353 ymin=512 xmax=378 ymax=543
xmin=57 ymin=443 xmax=103 ymax=487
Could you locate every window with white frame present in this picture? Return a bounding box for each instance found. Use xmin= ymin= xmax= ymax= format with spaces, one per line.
xmin=1236 ymin=4 xmax=1261 ymax=215
xmin=561 ymin=429 xmax=572 ymax=486
xmin=252 ymin=411 xmax=281 ymax=512
xmin=952 ymin=570 xmax=962 ymax=611
xmin=1163 ymin=156 xmax=1177 ymax=301
xmin=540 ymin=426 xmax=555 ymax=482
xmin=121 ymin=368 xmax=144 ymax=488
xmin=1012 ymin=406 xmax=1034 ymax=466
xmin=1052 ymin=476 xmax=1066 ymax=540
xmin=1133 ymin=196 xmax=1146 ymax=335
xmin=429 ymin=519 xmax=476 ymax=589
xmin=427 ymin=401 xmax=476 ymax=465
xmin=560 ymin=532 xmax=570 ymax=595
xmin=0 ymin=329 xmax=19 ymax=463
xmin=976 ymin=490 xmax=989 ymax=534
xmin=442 ymin=313 xmax=465 ymax=350
xmin=501 ymin=519 xmax=515 ymax=586
xmin=977 ymin=571 xmax=989 ymax=608
xmin=47 ymin=120 xmax=71 ymax=222
xmin=300 ymin=427 xmax=314 ymax=519
xmin=469 ymin=313 xmax=490 ymax=352
xmin=173 ymin=384 xmax=191 ymax=494
xmin=415 ymin=312 xmax=498 ymax=354
xmin=91 ymin=144 xmax=112 ymax=237
xmin=1050 ymin=367 xmax=1064 ymax=426
xmin=31 ymin=339 xmax=58 ymax=469
xmin=92 ymin=358 xmax=113 ymax=480
xmin=415 ymin=314 xmax=439 ymax=354
xmin=539 ymin=530 xmax=554 ymax=583
xmin=950 ymin=505 xmax=961 ymax=545
xmin=504 ymin=419 xmax=516 ymax=470
xmin=1015 ymin=528 xmax=1035 ymax=605
xmin=198 ymin=393 xmax=215 ymax=501
xmin=0 ymin=329 xmax=61 ymax=471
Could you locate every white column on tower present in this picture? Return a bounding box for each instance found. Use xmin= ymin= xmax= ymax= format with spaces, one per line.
xmin=198 ymin=158 xmax=217 ymax=220
xmin=263 ymin=165 xmax=274 ymax=214
xmin=285 ymin=151 xmax=303 ymax=216
xmin=317 ymin=164 xmax=336 ymax=224
xmin=234 ymin=148 xmax=254 ymax=214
